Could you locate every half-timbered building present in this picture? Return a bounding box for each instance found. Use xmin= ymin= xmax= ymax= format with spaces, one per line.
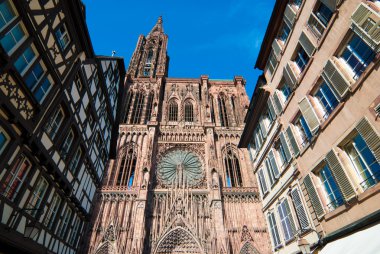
xmin=0 ymin=1 xmax=125 ymax=253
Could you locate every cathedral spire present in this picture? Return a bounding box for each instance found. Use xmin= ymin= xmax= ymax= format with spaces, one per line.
xmin=148 ymin=16 xmax=164 ymax=37
xmin=127 ymin=16 xmax=168 ymax=78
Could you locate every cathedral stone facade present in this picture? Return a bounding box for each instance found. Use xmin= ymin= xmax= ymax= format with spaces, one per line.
xmin=86 ymin=17 xmax=270 ymax=254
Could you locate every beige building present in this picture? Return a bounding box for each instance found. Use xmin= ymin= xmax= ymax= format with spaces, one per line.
xmin=239 ymin=0 xmax=380 ymax=253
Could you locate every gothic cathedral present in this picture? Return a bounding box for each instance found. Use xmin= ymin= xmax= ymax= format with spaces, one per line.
xmin=87 ymin=17 xmax=270 ymax=254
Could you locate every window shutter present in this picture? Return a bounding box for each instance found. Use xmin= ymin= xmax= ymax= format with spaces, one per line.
xmin=325 ymin=150 xmax=356 ymax=200
xmin=320 ymin=0 xmax=339 ymax=12
xmin=298 ymin=97 xmax=320 ymax=135
xmin=303 ymin=174 xmax=325 ymax=217
xmin=267 ymin=97 xmax=277 ymax=120
xmin=283 ymin=62 xmax=298 ymax=89
xmin=286 ymin=126 xmax=300 ymax=156
xmin=351 ymin=3 xmax=380 ymax=51
xmin=322 ymin=59 xmax=351 ymax=99
xmin=269 ymin=150 xmax=280 ymax=178
xmin=291 ymin=188 xmax=310 ymax=230
xmin=284 ymin=199 xmax=297 ymax=236
xmin=272 ymin=39 xmax=283 ymax=59
xmin=259 ymin=117 xmax=268 ymax=138
xmin=299 ymin=31 xmax=316 ymax=57
xmin=258 ymin=169 xmax=268 ymax=194
xmin=273 ymin=91 xmax=283 ymax=115
xmin=284 ymin=4 xmax=296 ymax=28
xmin=279 ymin=132 xmax=292 ymax=162
xmin=355 ymin=118 xmax=380 ymax=163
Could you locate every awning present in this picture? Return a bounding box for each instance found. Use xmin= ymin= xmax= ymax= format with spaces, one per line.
xmin=320 ymin=223 xmax=380 ymax=254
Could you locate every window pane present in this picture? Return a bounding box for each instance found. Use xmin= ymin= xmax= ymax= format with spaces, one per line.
xmin=0 ymin=1 xmax=16 ymax=30
xmin=25 ymin=62 xmax=44 ymax=90
xmin=34 ymin=78 xmax=52 ymax=103
xmin=341 ymin=35 xmax=375 ymax=79
xmin=316 ymin=3 xmax=333 ymax=26
xmin=14 ymin=46 xmax=35 ymax=73
xmin=295 ymin=47 xmax=309 ymax=72
xmin=315 ymin=81 xmax=339 ymax=117
xmin=320 ymin=164 xmax=344 ymax=210
xmin=346 ymin=134 xmax=380 ymax=189
xmin=0 ymin=24 xmax=25 ymax=53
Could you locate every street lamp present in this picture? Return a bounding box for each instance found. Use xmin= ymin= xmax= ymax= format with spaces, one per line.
xmin=8 ymin=208 xmax=43 ymax=239
xmin=24 ymin=220 xmax=41 ymax=239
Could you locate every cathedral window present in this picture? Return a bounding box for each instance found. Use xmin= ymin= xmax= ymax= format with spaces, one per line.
xmin=146 ymin=49 xmax=153 ymax=65
xmin=224 ymin=147 xmax=242 ymax=187
xmin=218 ymin=96 xmax=229 ymax=127
xmin=231 ymin=96 xmax=238 ymax=124
xmin=117 ymin=144 xmax=137 ymax=187
xmin=184 ymin=101 xmax=194 ymax=122
xmin=210 ymin=96 xmax=216 ymax=123
xmin=168 ymin=100 xmax=178 ymax=121
xmin=124 ymin=91 xmax=134 ymax=123
xmin=130 ymin=92 xmax=145 ymax=124
xmin=144 ymin=92 xmax=154 ymax=124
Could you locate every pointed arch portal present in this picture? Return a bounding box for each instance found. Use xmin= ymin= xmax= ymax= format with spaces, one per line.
xmin=155 ymin=227 xmax=204 ymax=254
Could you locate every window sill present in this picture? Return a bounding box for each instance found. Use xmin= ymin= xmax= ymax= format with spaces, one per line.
xmin=357 ymin=182 xmax=380 ymax=202
xmin=349 ymin=54 xmax=380 ymax=94
xmin=284 ymin=236 xmax=297 ymax=246
xmin=324 ymin=202 xmax=350 ymax=221
xmin=319 ymin=102 xmax=345 ymax=131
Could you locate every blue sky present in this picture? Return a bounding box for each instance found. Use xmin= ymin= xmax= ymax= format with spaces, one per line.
xmin=82 ymin=0 xmax=276 ymax=97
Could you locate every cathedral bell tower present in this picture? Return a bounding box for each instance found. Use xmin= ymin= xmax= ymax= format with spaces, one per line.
xmin=127 ymin=16 xmax=169 ymax=78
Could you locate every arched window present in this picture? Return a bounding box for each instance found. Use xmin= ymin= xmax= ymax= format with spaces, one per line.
xmin=168 ymin=100 xmax=178 ymax=121
xmin=130 ymin=92 xmax=145 ymax=124
xmin=117 ymin=144 xmax=137 ymax=187
xmin=224 ymin=147 xmax=242 ymax=187
xmin=146 ymin=49 xmax=153 ymax=64
xmin=210 ymin=96 xmax=215 ymax=123
xmin=144 ymin=49 xmax=153 ymax=77
xmin=218 ymin=96 xmax=229 ymax=127
xmin=184 ymin=101 xmax=194 ymax=122
xmin=231 ymin=96 xmax=238 ymax=124
xmin=144 ymin=92 xmax=154 ymax=124
xmin=123 ymin=91 xmax=134 ymax=123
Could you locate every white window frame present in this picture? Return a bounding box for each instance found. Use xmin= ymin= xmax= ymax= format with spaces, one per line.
xmin=1 ymin=22 xmax=27 ymax=55
xmin=61 ymin=129 xmax=74 ymax=159
xmin=57 ymin=206 xmax=72 ymax=239
xmin=56 ymin=23 xmax=71 ymax=51
xmin=0 ymin=0 xmax=17 ymax=32
xmin=43 ymin=192 xmax=61 ymax=229
xmin=3 ymin=155 xmax=31 ymax=201
xmin=26 ymin=176 xmax=49 ymax=217
xmin=46 ymin=107 xmax=65 ymax=139
xmin=0 ymin=127 xmax=10 ymax=155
